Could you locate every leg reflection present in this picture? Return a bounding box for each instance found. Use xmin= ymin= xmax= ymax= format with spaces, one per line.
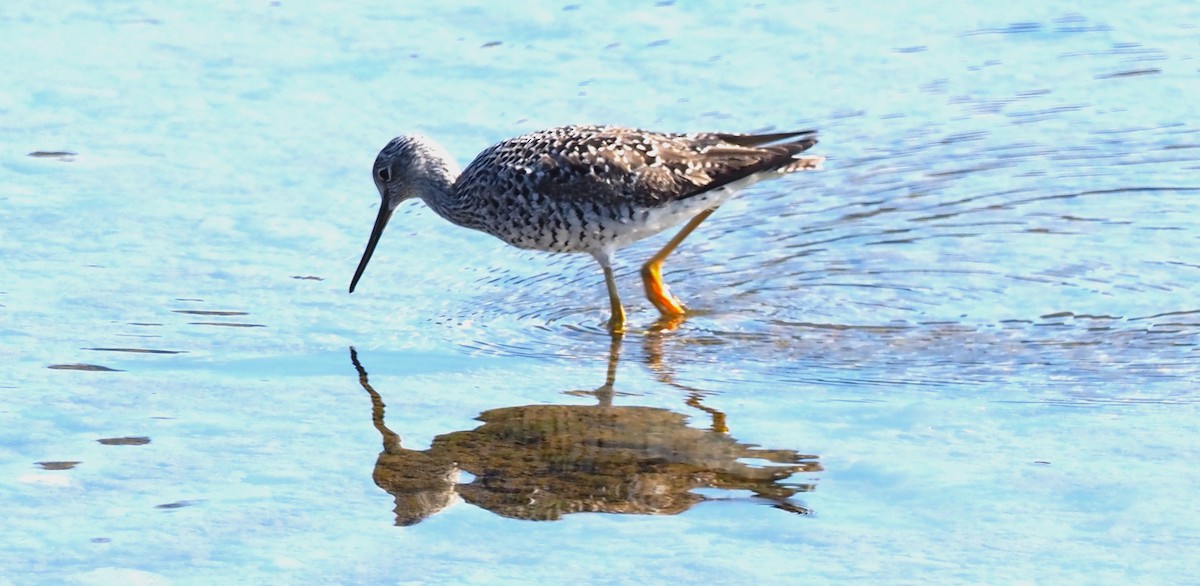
xmin=642 ymin=328 xmax=729 ymax=433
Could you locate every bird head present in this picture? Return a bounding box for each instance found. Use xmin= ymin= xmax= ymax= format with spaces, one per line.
xmin=349 ymin=134 xmax=456 ymax=293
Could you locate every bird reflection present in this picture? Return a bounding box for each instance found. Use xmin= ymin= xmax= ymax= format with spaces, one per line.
xmin=349 ymin=338 xmax=820 ymax=526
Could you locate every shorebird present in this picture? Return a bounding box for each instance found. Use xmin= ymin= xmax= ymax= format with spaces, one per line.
xmin=348 ymin=125 xmax=822 ymax=333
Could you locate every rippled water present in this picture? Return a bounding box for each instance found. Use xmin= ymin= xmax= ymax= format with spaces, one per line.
xmin=3 ymin=1 xmax=1199 ymax=584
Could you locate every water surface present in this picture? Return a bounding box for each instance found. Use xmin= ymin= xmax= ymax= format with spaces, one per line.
xmin=2 ymin=1 xmax=1199 ymax=583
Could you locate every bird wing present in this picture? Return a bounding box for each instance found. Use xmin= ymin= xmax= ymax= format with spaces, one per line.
xmin=501 ymin=126 xmax=820 ymax=208
xmin=640 ymin=129 xmax=821 ymax=199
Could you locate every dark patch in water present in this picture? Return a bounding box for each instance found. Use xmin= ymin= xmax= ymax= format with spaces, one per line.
xmin=28 ymin=151 xmax=76 ymax=161
xmin=1095 ymin=68 xmax=1162 ymax=79
xmin=97 ymin=437 xmax=151 ymax=446
xmin=156 ymin=500 xmax=199 ymax=510
xmin=85 ymin=347 xmax=186 ymax=354
xmin=48 ymin=363 xmax=122 ymax=372
xmin=963 ymin=21 xmax=1043 ymax=36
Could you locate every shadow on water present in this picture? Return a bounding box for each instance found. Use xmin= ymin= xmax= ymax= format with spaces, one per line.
xmin=349 ymin=340 xmax=821 ymax=526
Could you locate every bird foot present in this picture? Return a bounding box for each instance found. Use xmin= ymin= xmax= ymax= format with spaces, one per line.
xmin=646 ymin=283 xmax=687 ymax=318
xmin=641 ymin=263 xmax=687 ymax=318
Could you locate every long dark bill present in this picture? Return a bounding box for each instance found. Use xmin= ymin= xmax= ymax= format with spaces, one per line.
xmin=348 ymin=203 xmax=393 ymax=293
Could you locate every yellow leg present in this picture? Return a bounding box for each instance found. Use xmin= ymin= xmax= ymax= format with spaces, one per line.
xmin=641 ymin=207 xmax=717 ymax=317
xmin=600 ymin=262 xmax=626 ymax=334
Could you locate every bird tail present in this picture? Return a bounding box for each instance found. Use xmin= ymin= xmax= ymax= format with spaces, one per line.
xmin=778 ymin=153 xmax=824 ymax=173
xmin=717 ymin=130 xmax=823 ymax=173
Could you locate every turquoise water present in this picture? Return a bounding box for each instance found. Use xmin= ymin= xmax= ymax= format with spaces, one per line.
xmin=3 ymin=1 xmax=1199 ymax=583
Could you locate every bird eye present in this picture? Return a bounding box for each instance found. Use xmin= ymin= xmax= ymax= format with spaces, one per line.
xmin=377 ymin=167 xmax=391 ymax=182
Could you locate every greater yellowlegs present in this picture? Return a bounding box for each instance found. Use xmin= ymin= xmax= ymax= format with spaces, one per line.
xmin=348 ymin=125 xmax=822 ymax=332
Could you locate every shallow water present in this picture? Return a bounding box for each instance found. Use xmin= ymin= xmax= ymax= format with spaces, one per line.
xmin=3 ymin=1 xmax=1200 ymax=584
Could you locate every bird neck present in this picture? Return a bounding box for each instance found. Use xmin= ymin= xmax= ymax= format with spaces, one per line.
xmin=408 ymin=156 xmax=472 ymax=226
xmin=408 ymin=144 xmax=473 ymax=227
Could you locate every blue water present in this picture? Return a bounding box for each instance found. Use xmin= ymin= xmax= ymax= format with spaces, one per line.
xmin=3 ymin=1 xmax=1199 ymax=583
